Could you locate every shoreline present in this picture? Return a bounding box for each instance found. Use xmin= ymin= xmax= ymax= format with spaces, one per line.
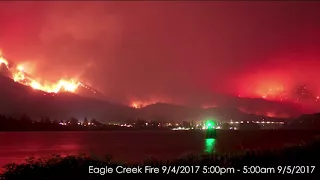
xmin=1 ymin=138 xmax=320 ymax=178
xmin=1 ymin=130 xmax=319 ymax=178
xmin=0 ymin=129 xmax=320 ymax=132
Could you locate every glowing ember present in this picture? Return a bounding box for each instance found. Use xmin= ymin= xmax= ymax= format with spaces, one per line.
xmin=13 ymin=71 xmax=26 ymax=82
xmin=0 ymin=57 xmax=9 ymax=68
xmin=16 ymin=65 xmax=24 ymax=72
xmin=255 ymin=84 xmax=286 ymax=100
xmin=131 ymin=102 xmax=144 ymax=108
xmin=131 ymin=101 xmax=156 ymax=108
xmin=30 ymin=81 xmax=42 ymax=90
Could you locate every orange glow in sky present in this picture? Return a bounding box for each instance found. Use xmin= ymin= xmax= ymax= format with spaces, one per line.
xmin=255 ymin=83 xmax=286 ymax=100
xmin=235 ymin=69 xmax=292 ymax=101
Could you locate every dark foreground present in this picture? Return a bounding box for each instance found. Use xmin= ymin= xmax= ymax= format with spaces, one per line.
xmin=1 ymin=138 xmax=320 ymax=179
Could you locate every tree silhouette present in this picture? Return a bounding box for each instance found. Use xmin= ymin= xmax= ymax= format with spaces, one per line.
xmin=83 ymin=117 xmax=88 ymax=126
xmin=69 ymin=117 xmax=79 ymax=126
xmin=221 ymin=123 xmax=231 ymax=129
xmin=53 ymin=119 xmax=59 ymax=124
xmin=20 ymin=114 xmax=32 ymax=123
xmin=40 ymin=117 xmax=51 ymax=124
xmin=90 ymin=118 xmax=101 ymax=126
xmin=239 ymin=122 xmax=260 ymax=130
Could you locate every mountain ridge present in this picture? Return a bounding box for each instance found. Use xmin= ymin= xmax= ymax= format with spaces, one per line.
xmin=0 ymin=74 xmax=299 ymax=123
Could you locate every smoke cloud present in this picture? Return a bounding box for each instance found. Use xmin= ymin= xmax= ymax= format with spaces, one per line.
xmin=1 ymin=1 xmax=320 ymax=110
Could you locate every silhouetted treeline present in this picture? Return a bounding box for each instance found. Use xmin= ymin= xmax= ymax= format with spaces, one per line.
xmin=125 ymin=118 xmax=172 ymax=130
xmin=239 ymin=122 xmax=260 ymax=130
xmin=0 ymin=114 xmax=128 ymax=131
xmin=0 ymin=114 xmax=173 ymax=131
xmin=284 ymin=113 xmax=320 ymax=129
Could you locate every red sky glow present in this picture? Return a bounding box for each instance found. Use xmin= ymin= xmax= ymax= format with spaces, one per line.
xmin=1 ymin=2 xmax=320 ymax=115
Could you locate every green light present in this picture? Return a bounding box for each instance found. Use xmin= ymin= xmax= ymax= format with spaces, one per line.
xmin=205 ymin=138 xmax=216 ymax=153
xmin=205 ymin=120 xmax=216 ymax=129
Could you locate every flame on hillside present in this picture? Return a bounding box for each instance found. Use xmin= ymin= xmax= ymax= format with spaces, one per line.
xmin=130 ymin=100 xmax=160 ymax=108
xmin=238 ymin=107 xmax=290 ymax=118
xmin=131 ymin=101 xmax=153 ymax=108
xmin=0 ymin=57 xmax=9 ymax=67
xmin=0 ymin=54 xmax=83 ymax=93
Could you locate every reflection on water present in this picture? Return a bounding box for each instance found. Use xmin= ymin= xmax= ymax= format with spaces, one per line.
xmin=0 ymin=130 xmax=316 ymax=172
xmin=204 ymin=138 xmax=216 ymax=153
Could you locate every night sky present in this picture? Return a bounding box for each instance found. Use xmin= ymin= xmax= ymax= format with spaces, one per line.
xmin=1 ymin=1 xmax=320 ymax=109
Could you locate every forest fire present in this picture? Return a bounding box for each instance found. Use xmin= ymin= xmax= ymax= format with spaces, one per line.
xmin=0 ymin=51 xmax=317 ymax=117
xmin=255 ymin=84 xmax=320 ymax=103
xmin=236 ymin=69 xmax=320 ymax=105
xmin=131 ymin=101 xmax=156 ymax=108
xmin=0 ymin=54 xmax=81 ymax=93
xmin=0 ymin=57 xmax=9 ymax=68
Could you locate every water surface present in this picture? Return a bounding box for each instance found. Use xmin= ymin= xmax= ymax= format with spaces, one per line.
xmin=0 ymin=130 xmax=318 ymax=170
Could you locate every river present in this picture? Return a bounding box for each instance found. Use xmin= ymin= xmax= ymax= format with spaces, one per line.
xmin=0 ymin=130 xmax=319 ymax=170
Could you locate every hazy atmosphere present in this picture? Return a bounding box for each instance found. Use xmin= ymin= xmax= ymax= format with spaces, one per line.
xmin=1 ymin=2 xmax=320 ymax=178
xmin=1 ymin=1 xmax=320 ymax=111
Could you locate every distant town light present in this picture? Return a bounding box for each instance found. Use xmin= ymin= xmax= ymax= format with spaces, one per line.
xmin=172 ymin=127 xmax=190 ymax=131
